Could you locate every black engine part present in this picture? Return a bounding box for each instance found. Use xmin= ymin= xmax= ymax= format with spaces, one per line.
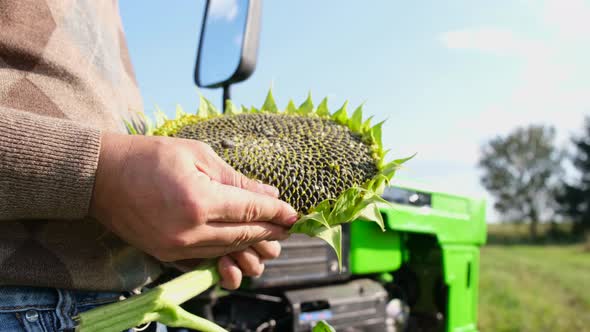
xmin=211 ymin=279 xmax=391 ymax=332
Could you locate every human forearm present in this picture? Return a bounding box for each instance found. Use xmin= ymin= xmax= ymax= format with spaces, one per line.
xmin=0 ymin=106 xmax=101 ymax=220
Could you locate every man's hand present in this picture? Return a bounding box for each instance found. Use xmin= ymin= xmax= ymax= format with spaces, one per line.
xmin=89 ymin=133 xmax=298 ymax=289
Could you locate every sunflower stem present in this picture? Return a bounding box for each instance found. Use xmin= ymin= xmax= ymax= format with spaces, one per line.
xmin=75 ymin=260 xmax=222 ymax=332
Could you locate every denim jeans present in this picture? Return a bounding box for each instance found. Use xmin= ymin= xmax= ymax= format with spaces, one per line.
xmin=0 ymin=286 xmax=167 ymax=332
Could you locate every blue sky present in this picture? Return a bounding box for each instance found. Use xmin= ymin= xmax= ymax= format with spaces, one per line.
xmin=120 ymin=0 xmax=590 ymax=221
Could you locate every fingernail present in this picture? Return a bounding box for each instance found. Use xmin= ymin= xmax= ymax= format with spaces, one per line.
xmin=286 ymin=214 xmax=299 ymax=225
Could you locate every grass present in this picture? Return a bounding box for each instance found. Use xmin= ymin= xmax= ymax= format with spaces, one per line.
xmin=486 ymin=222 xmax=579 ymax=245
xmin=478 ymin=232 xmax=590 ymax=331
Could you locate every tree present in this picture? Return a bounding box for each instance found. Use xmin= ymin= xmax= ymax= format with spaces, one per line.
xmin=478 ymin=125 xmax=564 ymax=239
xmin=557 ymin=117 xmax=590 ymax=234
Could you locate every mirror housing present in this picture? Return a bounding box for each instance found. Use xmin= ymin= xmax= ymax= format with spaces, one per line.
xmin=195 ymin=0 xmax=262 ymax=89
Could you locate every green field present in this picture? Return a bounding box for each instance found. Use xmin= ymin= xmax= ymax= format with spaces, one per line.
xmin=478 ymin=244 xmax=590 ymax=332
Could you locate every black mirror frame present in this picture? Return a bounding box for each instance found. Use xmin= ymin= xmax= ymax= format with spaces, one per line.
xmin=194 ymin=0 xmax=262 ymax=89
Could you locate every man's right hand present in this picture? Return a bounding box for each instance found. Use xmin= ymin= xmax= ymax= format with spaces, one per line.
xmin=89 ymin=133 xmax=298 ymax=287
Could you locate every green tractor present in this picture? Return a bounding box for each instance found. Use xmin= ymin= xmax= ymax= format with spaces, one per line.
xmin=184 ymin=1 xmax=487 ymax=331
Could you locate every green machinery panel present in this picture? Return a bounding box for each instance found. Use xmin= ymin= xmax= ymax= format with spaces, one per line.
xmin=349 ymin=220 xmax=403 ymax=274
xmin=349 ymin=180 xmax=486 ymax=332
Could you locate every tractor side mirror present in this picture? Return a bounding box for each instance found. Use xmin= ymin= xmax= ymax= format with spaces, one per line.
xmin=195 ymin=0 xmax=261 ymax=105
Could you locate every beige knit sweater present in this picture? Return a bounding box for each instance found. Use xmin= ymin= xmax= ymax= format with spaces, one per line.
xmin=0 ymin=0 xmax=163 ymax=291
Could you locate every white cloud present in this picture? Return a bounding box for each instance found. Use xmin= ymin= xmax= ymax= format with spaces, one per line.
xmin=543 ymin=0 xmax=590 ymax=41
xmin=440 ymin=28 xmax=515 ymax=55
xmin=439 ymin=27 xmax=548 ymax=57
xmin=209 ymin=0 xmax=239 ymax=22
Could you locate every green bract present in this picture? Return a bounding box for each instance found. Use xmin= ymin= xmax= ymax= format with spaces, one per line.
xmin=76 ymin=91 xmax=410 ymax=332
xmin=313 ymin=320 xmax=336 ymax=332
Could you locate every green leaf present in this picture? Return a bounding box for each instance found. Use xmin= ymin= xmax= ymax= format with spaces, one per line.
xmin=262 ymin=89 xmax=279 ymax=113
xmin=312 ymin=320 xmax=336 ymax=332
xmin=329 ymin=188 xmax=390 ymax=229
xmin=357 ymin=203 xmax=385 ymax=231
xmin=154 ymin=107 xmax=168 ymax=127
xmin=138 ymin=112 xmax=153 ymax=135
xmin=313 ymin=199 xmax=333 ymax=214
xmin=367 ymin=174 xmax=388 ymax=194
xmin=289 ymin=211 xmax=343 ymax=268
xmin=331 ymin=101 xmax=348 ymax=125
xmin=286 ymin=99 xmax=298 ymax=114
xmin=225 ymin=99 xmax=240 ymax=115
xmin=314 ymin=225 xmax=342 ymax=268
xmin=380 ymin=154 xmax=416 ymax=181
xmin=380 ymin=161 xmax=401 ymax=180
xmin=350 ymin=104 xmax=364 ymax=132
xmin=394 ymin=153 xmax=416 ymax=165
xmin=176 ymin=105 xmax=186 ymax=118
xmin=124 ymin=120 xmax=138 ymax=135
xmin=316 ymin=97 xmax=330 ymax=117
xmin=290 ymin=187 xmax=390 ymax=269
xmin=289 ymin=212 xmax=330 ymax=234
xmin=205 ymin=97 xmax=220 ymax=115
xmin=361 ymin=115 xmax=373 ymax=133
xmin=197 ymin=95 xmax=212 ymax=118
xmin=298 ymin=92 xmax=314 ymax=114
xmin=328 ymin=187 xmax=363 ymax=225
xmin=371 ymin=121 xmax=384 ymax=145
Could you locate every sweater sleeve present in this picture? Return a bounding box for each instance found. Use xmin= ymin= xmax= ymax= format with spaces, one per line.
xmin=0 ymin=106 xmax=102 ymax=220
